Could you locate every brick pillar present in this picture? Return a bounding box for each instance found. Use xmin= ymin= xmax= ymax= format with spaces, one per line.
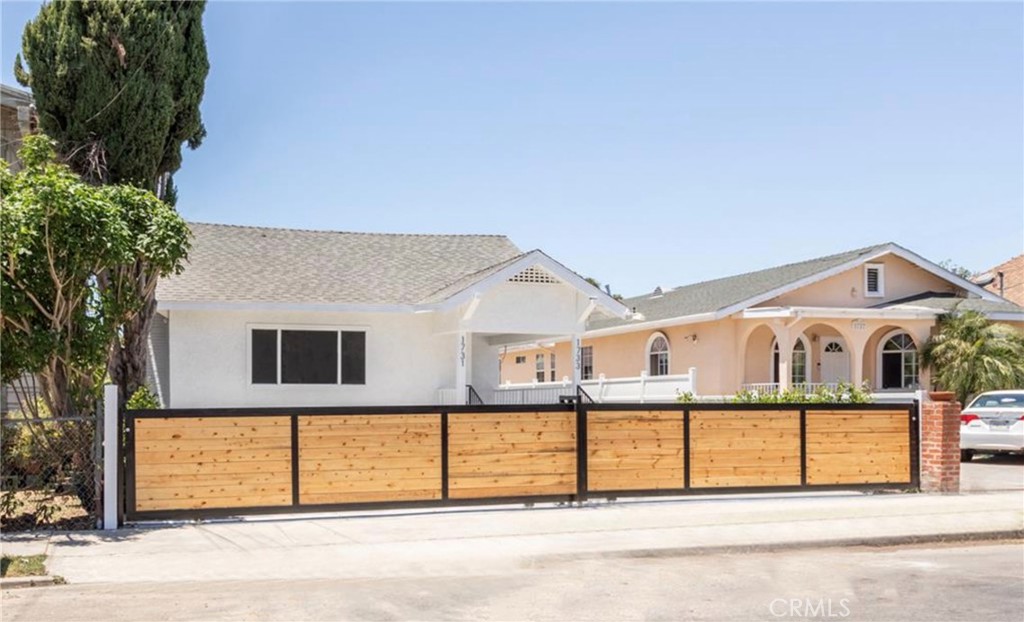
xmin=920 ymin=392 xmax=961 ymax=493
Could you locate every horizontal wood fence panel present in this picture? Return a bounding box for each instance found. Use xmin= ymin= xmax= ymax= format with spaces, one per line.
xmin=805 ymin=410 xmax=911 ymax=485
xmin=298 ymin=414 xmax=442 ymax=504
xmin=588 ymin=410 xmax=684 ymax=491
xmin=690 ymin=410 xmax=801 ymax=488
xmin=447 ymin=412 xmax=576 ymax=499
xmin=125 ymin=402 xmax=917 ymax=520
xmin=134 ymin=416 xmax=292 ymax=511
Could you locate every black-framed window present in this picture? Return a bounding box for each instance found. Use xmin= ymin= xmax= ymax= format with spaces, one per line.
xmin=251 ymin=328 xmax=366 ymax=385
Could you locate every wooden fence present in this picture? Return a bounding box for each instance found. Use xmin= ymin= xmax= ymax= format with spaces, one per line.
xmin=124 ymin=402 xmax=918 ymax=520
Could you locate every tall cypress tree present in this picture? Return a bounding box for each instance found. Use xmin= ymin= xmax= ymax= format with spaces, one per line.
xmin=15 ymin=0 xmax=209 ymax=405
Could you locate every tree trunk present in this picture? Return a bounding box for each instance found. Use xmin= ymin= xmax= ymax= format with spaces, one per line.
xmin=107 ymin=262 xmax=159 ymax=410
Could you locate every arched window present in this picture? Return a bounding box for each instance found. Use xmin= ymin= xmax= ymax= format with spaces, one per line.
xmin=647 ymin=333 xmax=670 ymax=376
xmin=772 ymin=337 xmax=809 ymax=385
xmin=879 ymin=332 xmax=919 ymax=390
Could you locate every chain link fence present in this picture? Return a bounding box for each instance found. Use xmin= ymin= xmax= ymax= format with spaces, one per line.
xmin=1 ymin=415 xmax=101 ymax=530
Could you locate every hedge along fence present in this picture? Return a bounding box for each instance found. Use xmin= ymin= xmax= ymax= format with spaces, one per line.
xmin=125 ymin=402 xmax=918 ymax=520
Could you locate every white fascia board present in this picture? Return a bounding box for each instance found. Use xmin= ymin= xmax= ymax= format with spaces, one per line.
xmin=884 ymin=245 xmax=1005 ymax=302
xmin=474 ymin=310 xmax=721 ymax=343
xmin=157 ymin=300 xmax=419 ymax=314
xmin=584 ymin=312 xmax=718 ymax=338
xmin=987 ymin=312 xmax=1024 ymax=322
xmin=739 ymin=306 xmax=940 ymax=320
xmin=436 ymin=250 xmax=630 ymax=318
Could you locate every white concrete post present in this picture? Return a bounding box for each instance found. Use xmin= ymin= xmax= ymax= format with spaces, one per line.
xmin=688 ymin=367 xmax=698 ymax=397
xmin=102 ymin=384 xmax=118 ymax=531
xmin=639 ymin=370 xmax=648 ymax=404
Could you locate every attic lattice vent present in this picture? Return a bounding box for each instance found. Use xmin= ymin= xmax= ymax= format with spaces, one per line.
xmin=508 ymin=266 xmax=560 ymax=284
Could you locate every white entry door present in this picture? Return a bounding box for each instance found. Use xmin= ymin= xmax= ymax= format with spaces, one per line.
xmin=819 ymin=338 xmax=850 ymax=384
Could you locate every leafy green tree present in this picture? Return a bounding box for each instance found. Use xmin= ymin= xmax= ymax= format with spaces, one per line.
xmin=1 ymin=135 xmax=190 ymax=419
xmin=14 ymin=0 xmax=209 ymax=406
xmin=937 ymin=259 xmax=975 ymax=281
xmin=922 ymin=311 xmax=1024 ymax=405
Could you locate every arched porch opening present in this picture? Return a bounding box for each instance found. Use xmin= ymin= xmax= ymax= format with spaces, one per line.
xmin=802 ymin=322 xmax=855 ymax=386
xmin=863 ymin=324 xmax=925 ymax=391
xmin=741 ymin=324 xmax=777 ymax=390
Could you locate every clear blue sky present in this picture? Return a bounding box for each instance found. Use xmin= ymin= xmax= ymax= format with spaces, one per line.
xmin=3 ymin=1 xmax=1022 ymax=296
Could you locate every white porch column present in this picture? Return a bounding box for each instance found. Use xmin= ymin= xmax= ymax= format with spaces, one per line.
xmin=571 ymin=334 xmax=582 ymax=389
xmin=455 ymin=331 xmax=472 ymax=402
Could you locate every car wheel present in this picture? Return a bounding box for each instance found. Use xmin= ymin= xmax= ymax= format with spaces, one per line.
xmin=960 ymin=449 xmax=974 ymax=462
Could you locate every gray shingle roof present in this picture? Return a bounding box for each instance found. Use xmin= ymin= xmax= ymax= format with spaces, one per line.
xmin=880 ymin=292 xmax=1024 ymax=315
xmin=157 ymin=223 xmax=522 ymax=306
xmin=589 ymin=243 xmax=892 ymax=330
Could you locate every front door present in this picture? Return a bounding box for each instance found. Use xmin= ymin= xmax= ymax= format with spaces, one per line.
xmin=820 ymin=338 xmax=849 ymax=384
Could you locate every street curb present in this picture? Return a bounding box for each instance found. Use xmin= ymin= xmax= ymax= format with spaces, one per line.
xmin=0 ymin=576 xmax=60 ymax=590
xmin=533 ymin=530 xmax=1024 ymax=563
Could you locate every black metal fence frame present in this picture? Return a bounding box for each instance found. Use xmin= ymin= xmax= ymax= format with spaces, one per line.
xmin=124 ymin=400 xmax=919 ymax=522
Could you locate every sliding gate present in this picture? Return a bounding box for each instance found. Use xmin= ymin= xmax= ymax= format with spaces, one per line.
xmin=124 ymin=401 xmax=918 ymax=521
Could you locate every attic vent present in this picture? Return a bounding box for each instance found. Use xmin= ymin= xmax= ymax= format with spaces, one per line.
xmin=508 ymin=266 xmax=560 ymax=284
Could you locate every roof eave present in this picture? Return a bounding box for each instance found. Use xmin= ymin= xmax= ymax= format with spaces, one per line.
xmin=157 ymin=300 xmax=421 ymax=314
xmin=738 ymin=306 xmax=940 ymax=320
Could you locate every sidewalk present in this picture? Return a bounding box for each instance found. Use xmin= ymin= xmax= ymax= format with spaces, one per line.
xmin=15 ymin=489 xmax=1020 ymax=585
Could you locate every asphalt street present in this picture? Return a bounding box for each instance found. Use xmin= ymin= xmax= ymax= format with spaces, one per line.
xmin=3 ymin=540 xmax=1022 ymax=621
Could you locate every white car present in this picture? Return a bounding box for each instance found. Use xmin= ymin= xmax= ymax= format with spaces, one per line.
xmin=960 ymin=390 xmax=1024 ymax=461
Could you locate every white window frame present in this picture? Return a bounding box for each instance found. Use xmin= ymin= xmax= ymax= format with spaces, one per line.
xmin=246 ymin=323 xmax=368 ymax=387
xmin=876 ymin=329 xmax=919 ymax=390
xmin=864 ymin=263 xmax=885 ymax=298
xmin=535 ymin=353 xmax=545 ymax=382
xmin=645 ymin=332 xmax=671 ymax=377
xmin=580 ymin=345 xmax=594 ymax=381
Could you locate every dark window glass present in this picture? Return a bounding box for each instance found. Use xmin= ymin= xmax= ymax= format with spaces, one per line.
xmin=341 ymin=331 xmax=366 ymax=385
xmin=581 ymin=346 xmax=593 ymax=381
xmin=251 ymin=330 xmax=278 ymax=384
xmin=281 ymin=330 xmax=337 ymax=384
xmin=881 ymin=353 xmax=902 ymax=389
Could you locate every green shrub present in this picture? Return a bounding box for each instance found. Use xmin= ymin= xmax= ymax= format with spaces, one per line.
xmin=731 ymin=382 xmax=873 ymax=404
xmin=126 ymin=386 xmax=160 ymax=410
xmin=675 ymin=391 xmax=696 ymax=403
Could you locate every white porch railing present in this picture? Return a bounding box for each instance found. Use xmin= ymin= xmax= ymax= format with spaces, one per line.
xmin=455 ymin=367 xmax=699 ymax=406
xmin=492 ymin=379 xmax=575 ymax=405
xmin=437 ymin=387 xmax=462 ymax=405
xmin=582 ymin=368 xmax=697 ymax=404
xmin=741 ymin=382 xmax=842 ymax=395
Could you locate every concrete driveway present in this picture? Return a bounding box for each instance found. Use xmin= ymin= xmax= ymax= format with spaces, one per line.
xmin=961 ymin=453 xmax=1024 ymax=493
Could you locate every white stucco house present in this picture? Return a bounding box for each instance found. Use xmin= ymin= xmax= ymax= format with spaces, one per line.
xmin=148 ymin=223 xmax=628 ymax=408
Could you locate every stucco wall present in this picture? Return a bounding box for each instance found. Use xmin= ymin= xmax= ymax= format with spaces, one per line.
xmin=500 ymin=320 xmax=739 ymax=396
xmin=761 ymin=255 xmax=960 ymax=308
xmin=167 ymin=309 xmax=453 ymax=408
xmin=499 ymin=315 xmax=946 ymax=395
